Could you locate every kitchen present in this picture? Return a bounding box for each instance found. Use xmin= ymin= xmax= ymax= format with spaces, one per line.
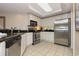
xmin=0 ymin=3 xmax=77 ymax=56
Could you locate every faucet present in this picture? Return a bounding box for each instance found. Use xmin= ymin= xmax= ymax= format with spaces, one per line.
xmin=11 ymin=27 xmax=16 ymax=35
xmin=11 ymin=27 xmax=14 ymax=35
xmin=18 ymin=30 xmax=20 ymax=33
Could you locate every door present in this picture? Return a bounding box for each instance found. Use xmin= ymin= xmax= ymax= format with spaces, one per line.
xmin=54 ymin=19 xmax=69 ymax=46
xmin=7 ymin=40 xmax=21 ymax=56
xmin=54 ymin=28 xmax=69 ymax=46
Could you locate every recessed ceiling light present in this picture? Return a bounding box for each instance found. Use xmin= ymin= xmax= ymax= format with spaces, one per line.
xmin=37 ymin=3 xmax=52 ymax=12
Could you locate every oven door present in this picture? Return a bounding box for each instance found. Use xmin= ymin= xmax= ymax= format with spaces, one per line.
xmin=6 ymin=36 xmax=21 ymax=56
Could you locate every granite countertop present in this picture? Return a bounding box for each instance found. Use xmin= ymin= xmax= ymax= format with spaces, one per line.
xmin=0 ymin=29 xmax=54 ymax=33
xmin=42 ymin=30 xmax=54 ymax=32
xmin=27 ymin=30 xmax=54 ymax=32
xmin=0 ymin=29 xmax=54 ymax=42
xmin=0 ymin=33 xmax=24 ymax=42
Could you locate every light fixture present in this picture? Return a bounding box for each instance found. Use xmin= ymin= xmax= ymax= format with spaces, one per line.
xmin=37 ymin=3 xmax=52 ymax=12
xmin=29 ymin=5 xmax=41 ymax=14
xmin=54 ymin=19 xmax=68 ymax=24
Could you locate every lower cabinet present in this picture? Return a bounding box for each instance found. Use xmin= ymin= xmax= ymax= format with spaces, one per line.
xmin=21 ymin=33 xmax=33 ymax=55
xmin=0 ymin=41 xmax=5 ymax=56
xmin=26 ymin=33 xmax=33 ymax=46
xmin=40 ymin=32 xmax=54 ymax=43
xmin=21 ymin=32 xmax=54 ymax=55
xmin=21 ymin=33 xmax=27 ymax=55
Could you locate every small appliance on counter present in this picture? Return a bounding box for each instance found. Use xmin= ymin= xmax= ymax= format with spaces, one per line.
xmin=0 ymin=32 xmax=7 ymax=38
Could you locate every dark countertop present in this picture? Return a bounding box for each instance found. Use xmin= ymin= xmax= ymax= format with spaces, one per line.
xmin=26 ymin=30 xmax=54 ymax=32
xmin=0 ymin=29 xmax=54 ymax=43
xmin=0 ymin=29 xmax=27 ymax=33
xmin=0 ymin=29 xmax=54 ymax=33
xmin=0 ymin=33 xmax=24 ymax=42
xmin=42 ymin=30 xmax=54 ymax=32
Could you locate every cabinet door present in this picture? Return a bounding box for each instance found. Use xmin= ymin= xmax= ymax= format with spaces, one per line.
xmin=0 ymin=41 xmax=5 ymax=56
xmin=21 ymin=33 xmax=27 ymax=55
xmin=40 ymin=32 xmax=54 ymax=43
xmin=27 ymin=33 xmax=33 ymax=46
xmin=40 ymin=32 xmax=46 ymax=41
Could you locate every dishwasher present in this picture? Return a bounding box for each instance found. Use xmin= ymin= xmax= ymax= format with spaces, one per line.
xmin=5 ymin=35 xmax=21 ymax=56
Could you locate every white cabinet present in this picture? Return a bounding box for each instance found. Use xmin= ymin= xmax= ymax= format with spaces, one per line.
xmin=26 ymin=33 xmax=33 ymax=46
xmin=0 ymin=41 xmax=5 ymax=56
xmin=40 ymin=32 xmax=54 ymax=43
xmin=21 ymin=33 xmax=33 ymax=55
xmin=21 ymin=33 xmax=27 ymax=55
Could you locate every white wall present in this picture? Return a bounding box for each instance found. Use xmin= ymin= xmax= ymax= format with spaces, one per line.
xmin=38 ymin=13 xmax=71 ymax=30
xmin=28 ymin=13 xmax=71 ymax=30
xmin=0 ymin=13 xmax=29 ymax=30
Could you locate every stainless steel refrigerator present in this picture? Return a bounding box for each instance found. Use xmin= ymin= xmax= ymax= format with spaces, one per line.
xmin=54 ymin=18 xmax=71 ymax=47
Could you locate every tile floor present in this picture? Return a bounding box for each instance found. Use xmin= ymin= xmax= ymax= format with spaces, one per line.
xmin=23 ymin=41 xmax=73 ymax=56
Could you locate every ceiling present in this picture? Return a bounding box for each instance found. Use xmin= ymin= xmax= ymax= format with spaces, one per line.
xmin=28 ymin=3 xmax=72 ymax=18
xmin=0 ymin=3 xmax=29 ymax=14
xmin=0 ymin=3 xmax=73 ymax=18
